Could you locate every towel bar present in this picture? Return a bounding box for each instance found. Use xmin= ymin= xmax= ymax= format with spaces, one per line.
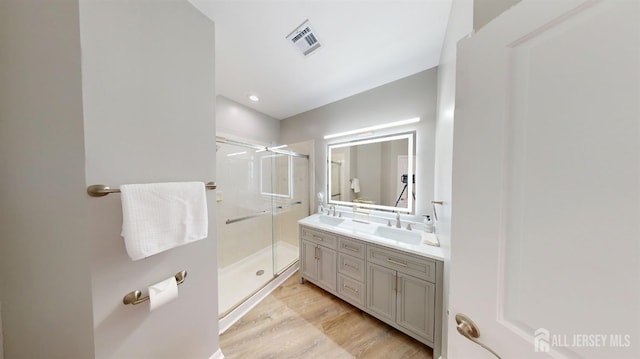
xmin=123 ymin=270 xmax=187 ymax=305
xmin=87 ymin=182 xmax=217 ymax=197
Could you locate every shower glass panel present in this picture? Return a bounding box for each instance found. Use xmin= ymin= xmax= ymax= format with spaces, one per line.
xmin=216 ymin=138 xmax=309 ymax=317
xmin=273 ymin=152 xmax=309 ymax=275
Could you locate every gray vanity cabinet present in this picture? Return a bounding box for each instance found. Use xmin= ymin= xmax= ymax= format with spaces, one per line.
xmin=366 ymin=262 xmax=397 ymax=321
xmin=366 ymin=244 xmax=437 ymax=344
xmin=396 ymin=272 xmax=435 ymax=342
xmin=299 ymin=224 xmax=442 ymax=355
xmin=366 ymin=263 xmax=436 ymax=343
xmin=300 ymin=227 xmax=337 ymax=292
xmin=336 ymin=237 xmax=366 ymax=306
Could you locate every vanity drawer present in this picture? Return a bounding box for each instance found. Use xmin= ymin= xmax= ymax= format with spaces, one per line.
xmin=338 ymin=274 xmax=365 ymax=307
xmin=338 ymin=237 xmax=365 ymax=259
xmin=338 ymin=253 xmax=365 ymax=282
xmin=367 ymin=245 xmax=436 ymax=283
xmin=301 ymin=226 xmax=337 ymax=249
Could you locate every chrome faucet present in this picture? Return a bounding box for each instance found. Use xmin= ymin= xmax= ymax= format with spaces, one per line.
xmin=395 ymin=212 xmax=401 ymax=228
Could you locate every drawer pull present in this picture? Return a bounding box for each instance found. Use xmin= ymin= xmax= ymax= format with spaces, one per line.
xmin=386 ymin=258 xmax=408 ymax=267
xmin=344 ymin=262 xmax=359 ymax=271
xmin=343 ymin=284 xmax=359 ymax=293
xmin=343 ymin=244 xmax=359 ymax=252
xmin=312 ymin=234 xmax=324 ymax=241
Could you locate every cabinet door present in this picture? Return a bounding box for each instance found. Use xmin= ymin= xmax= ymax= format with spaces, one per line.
xmin=300 ymin=239 xmax=318 ymax=281
xmin=396 ymin=273 xmax=435 ymax=342
xmin=316 ymin=246 xmax=337 ymax=292
xmin=366 ymin=262 xmax=396 ymax=322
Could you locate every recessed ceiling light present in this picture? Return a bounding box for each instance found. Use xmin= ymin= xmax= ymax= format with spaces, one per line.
xmin=248 ymin=94 xmax=260 ymax=102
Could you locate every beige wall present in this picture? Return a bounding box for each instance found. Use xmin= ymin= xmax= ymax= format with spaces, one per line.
xmin=217 ymin=95 xmax=281 ymax=145
xmin=280 ymin=69 xmax=438 ymax=216
xmin=0 ymin=0 xmax=95 ymax=357
xmin=0 ymin=0 xmax=220 ymax=358
xmin=474 ymin=0 xmax=522 ymax=30
xmin=80 ymin=1 xmax=219 ymax=358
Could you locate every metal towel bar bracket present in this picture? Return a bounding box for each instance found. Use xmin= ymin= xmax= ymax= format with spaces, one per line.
xmin=123 ymin=270 xmax=187 ymax=305
xmin=87 ymin=182 xmax=217 ymax=197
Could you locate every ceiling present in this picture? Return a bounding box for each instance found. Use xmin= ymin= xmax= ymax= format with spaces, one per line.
xmin=190 ymin=1 xmax=452 ymax=120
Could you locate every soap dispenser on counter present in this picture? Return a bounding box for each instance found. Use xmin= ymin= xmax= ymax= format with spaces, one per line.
xmin=317 ymin=192 xmax=325 ymax=214
xmin=423 ymin=215 xmax=434 ymax=233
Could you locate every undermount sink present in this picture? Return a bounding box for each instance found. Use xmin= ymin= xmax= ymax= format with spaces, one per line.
xmin=312 ymin=215 xmax=425 ymax=246
xmin=373 ymin=226 xmax=422 ymax=245
xmin=337 ymin=219 xmax=377 ymax=234
xmin=317 ymin=215 xmax=345 ymax=226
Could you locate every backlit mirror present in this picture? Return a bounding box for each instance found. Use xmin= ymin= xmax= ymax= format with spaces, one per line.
xmin=327 ymin=132 xmax=415 ymax=213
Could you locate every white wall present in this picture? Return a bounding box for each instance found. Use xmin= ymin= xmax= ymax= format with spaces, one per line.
xmin=435 ymin=0 xmax=473 ymax=357
xmin=80 ymin=1 xmax=219 ymax=358
xmin=217 ymin=95 xmax=280 ymax=145
xmin=0 ymin=0 xmax=96 ymax=357
xmin=356 ymin=143 xmax=382 ymax=203
xmin=280 ymin=69 xmax=438 ymax=216
xmin=381 ymin=140 xmax=412 ymax=208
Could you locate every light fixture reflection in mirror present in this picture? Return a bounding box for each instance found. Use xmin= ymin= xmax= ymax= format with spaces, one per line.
xmin=327 ymin=132 xmax=415 ymax=214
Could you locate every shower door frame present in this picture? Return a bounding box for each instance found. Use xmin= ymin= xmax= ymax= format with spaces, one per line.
xmin=215 ymin=136 xmax=310 ymax=318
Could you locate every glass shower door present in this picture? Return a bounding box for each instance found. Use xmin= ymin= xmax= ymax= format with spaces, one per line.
xmin=216 ymin=138 xmax=310 ymax=318
xmin=216 ymin=141 xmax=276 ymax=316
xmin=272 ymin=151 xmax=309 ymax=275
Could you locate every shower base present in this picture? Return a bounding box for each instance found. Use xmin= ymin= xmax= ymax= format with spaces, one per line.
xmin=218 ymin=241 xmax=298 ymax=318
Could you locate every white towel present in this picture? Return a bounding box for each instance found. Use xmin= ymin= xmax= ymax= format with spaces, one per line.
xmin=351 ymin=178 xmax=361 ymax=193
xmin=120 ymin=182 xmax=208 ymax=261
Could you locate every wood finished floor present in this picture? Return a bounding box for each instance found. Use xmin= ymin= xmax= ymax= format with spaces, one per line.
xmin=220 ymin=272 xmax=432 ymax=359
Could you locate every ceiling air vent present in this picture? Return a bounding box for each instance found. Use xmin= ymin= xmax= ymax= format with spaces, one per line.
xmin=286 ymin=19 xmax=322 ymax=57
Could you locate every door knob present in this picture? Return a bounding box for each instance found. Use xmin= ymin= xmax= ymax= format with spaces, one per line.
xmin=455 ymin=313 xmax=480 ymax=338
xmin=455 ymin=314 xmax=502 ymax=359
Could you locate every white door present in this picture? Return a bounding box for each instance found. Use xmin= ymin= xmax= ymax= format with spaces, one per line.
xmin=449 ymin=1 xmax=639 ymax=358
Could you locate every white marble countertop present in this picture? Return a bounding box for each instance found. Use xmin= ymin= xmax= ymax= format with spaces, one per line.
xmin=298 ymin=213 xmax=446 ymax=261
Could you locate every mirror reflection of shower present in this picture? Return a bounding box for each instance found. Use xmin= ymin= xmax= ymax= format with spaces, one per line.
xmin=215 ymin=136 xmax=310 ymax=318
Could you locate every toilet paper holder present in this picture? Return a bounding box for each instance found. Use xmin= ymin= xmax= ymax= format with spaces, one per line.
xmin=123 ymin=270 xmax=187 ymax=305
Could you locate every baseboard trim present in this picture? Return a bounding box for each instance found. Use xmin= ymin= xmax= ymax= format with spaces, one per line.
xmin=208 ymin=348 xmax=224 ymax=359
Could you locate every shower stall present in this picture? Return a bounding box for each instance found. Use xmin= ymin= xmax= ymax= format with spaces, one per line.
xmin=215 ymin=136 xmax=310 ymax=320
